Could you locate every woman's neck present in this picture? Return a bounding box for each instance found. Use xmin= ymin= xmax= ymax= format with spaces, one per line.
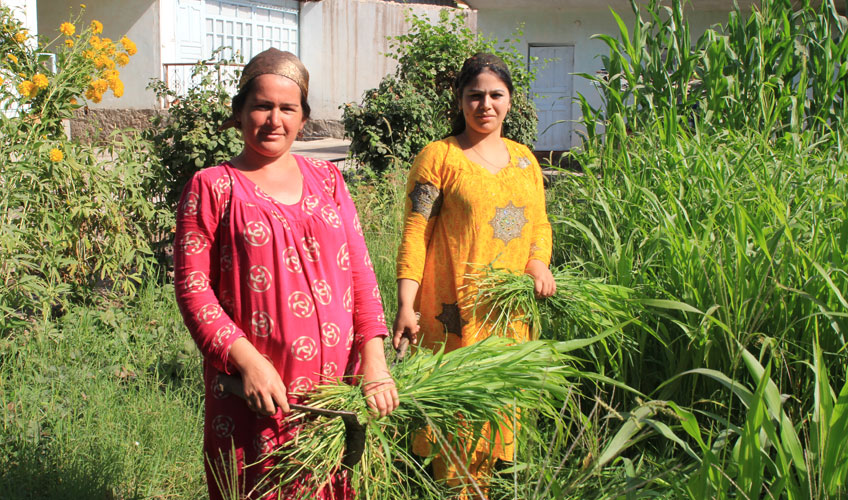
xmin=456 ymin=128 xmax=503 ymax=149
xmin=231 ymin=149 xmax=295 ymax=173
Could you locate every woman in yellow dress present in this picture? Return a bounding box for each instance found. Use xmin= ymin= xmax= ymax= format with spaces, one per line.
xmin=392 ymin=53 xmax=556 ymax=499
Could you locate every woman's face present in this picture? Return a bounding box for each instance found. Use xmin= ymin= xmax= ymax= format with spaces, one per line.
xmin=460 ymin=68 xmax=511 ymax=137
xmin=237 ymin=74 xmax=305 ymax=160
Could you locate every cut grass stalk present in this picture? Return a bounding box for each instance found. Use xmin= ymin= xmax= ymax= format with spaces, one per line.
xmin=256 ymin=334 xmax=632 ymax=499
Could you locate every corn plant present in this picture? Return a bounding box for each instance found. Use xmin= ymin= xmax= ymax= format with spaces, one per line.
xmin=577 ymin=0 xmax=848 ymax=148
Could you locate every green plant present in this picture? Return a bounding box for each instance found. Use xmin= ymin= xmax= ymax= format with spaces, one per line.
xmin=343 ymin=9 xmax=537 ymax=174
xmin=560 ymin=124 xmax=848 ymax=400
xmin=657 ymin=337 xmax=848 ymax=499
xmin=0 ymin=7 xmax=164 ymax=330
xmin=577 ymin=0 xmax=848 ymax=149
xmin=254 ymin=335 xmax=627 ymax=499
xmin=0 ymin=280 xmax=205 ymax=499
xmin=145 ymin=50 xmax=243 ymax=212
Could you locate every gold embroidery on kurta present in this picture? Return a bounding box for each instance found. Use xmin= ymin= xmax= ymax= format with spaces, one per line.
xmin=408 ymin=181 xmax=443 ymax=220
xmin=489 ymin=202 xmax=528 ymax=245
xmin=435 ymin=302 xmax=467 ymax=337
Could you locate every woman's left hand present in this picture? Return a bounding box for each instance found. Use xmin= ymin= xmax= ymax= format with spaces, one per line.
xmin=358 ymin=337 xmax=400 ymax=417
xmin=525 ymin=259 xmax=557 ymax=298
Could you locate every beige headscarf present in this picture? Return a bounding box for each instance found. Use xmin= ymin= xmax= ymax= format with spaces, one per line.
xmin=219 ymin=48 xmax=309 ymax=130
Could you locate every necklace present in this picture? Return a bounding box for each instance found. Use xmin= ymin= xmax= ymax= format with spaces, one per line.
xmin=469 ymin=141 xmax=509 ymax=171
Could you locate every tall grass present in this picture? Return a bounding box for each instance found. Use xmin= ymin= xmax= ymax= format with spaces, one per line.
xmin=555 ymin=125 xmax=848 ymax=402
xmin=0 ymin=280 xmax=205 ymax=499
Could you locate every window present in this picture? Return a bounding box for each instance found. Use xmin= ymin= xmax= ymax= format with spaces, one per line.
xmin=204 ymin=0 xmax=298 ymax=61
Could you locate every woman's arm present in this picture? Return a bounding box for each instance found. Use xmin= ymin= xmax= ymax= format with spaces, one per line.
xmin=392 ymin=278 xmax=421 ymax=348
xmin=328 ymin=161 xmax=398 ymax=417
xmin=525 ymin=259 xmax=556 ymax=298
xmin=174 ymin=170 xmax=247 ymax=373
xmin=228 ymin=337 xmax=289 ymax=415
xmin=393 ymin=142 xmax=446 ymax=344
xmin=358 ymin=337 xmax=399 ymax=417
xmin=524 ymin=150 xmax=556 ymax=298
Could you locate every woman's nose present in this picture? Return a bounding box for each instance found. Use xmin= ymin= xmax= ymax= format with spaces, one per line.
xmin=269 ymin=108 xmax=282 ymax=126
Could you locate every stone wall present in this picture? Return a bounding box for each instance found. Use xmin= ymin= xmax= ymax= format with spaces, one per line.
xmin=70 ymin=107 xmax=344 ymax=143
xmin=70 ymin=108 xmax=166 ymax=143
xmin=302 ymin=119 xmax=345 ymax=140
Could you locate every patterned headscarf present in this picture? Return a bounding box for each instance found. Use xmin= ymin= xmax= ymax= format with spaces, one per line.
xmin=220 ymin=48 xmax=309 ymax=130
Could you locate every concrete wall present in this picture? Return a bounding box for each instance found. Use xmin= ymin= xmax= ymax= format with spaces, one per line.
xmin=475 ymin=5 xmax=739 ymax=149
xmin=3 ymin=0 xmax=38 ymax=35
xmin=299 ymin=0 xmax=476 ymax=124
xmin=37 ymin=0 xmax=161 ymax=109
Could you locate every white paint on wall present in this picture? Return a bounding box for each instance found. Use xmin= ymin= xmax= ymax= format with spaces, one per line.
xmin=3 ymin=0 xmax=38 ymax=35
xmin=37 ymin=0 xmax=161 ymax=109
xmin=477 ymin=6 xmax=734 ymax=149
xmin=299 ymin=0 xmax=476 ymax=122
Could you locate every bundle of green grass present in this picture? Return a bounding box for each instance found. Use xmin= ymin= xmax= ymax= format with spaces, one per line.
xmin=250 ymin=267 xmax=634 ymax=498
xmin=262 ymin=336 xmax=621 ymax=498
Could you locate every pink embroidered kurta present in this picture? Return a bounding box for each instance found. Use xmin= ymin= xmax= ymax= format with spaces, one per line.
xmin=174 ymin=156 xmax=387 ymax=500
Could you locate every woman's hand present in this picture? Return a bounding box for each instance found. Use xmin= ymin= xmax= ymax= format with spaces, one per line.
xmin=359 ymin=337 xmax=399 ymax=417
xmin=525 ymin=259 xmax=556 ymax=298
xmin=392 ymin=305 xmax=420 ymax=349
xmin=393 ymin=278 xmax=421 ymax=349
xmin=229 ymin=337 xmax=290 ymax=416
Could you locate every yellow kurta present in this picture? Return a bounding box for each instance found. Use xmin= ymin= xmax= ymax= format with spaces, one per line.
xmin=397 ymin=136 xmax=553 ymax=461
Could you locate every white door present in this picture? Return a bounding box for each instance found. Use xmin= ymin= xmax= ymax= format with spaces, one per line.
xmin=529 ymin=45 xmax=574 ymax=151
xmin=176 ymin=0 xmax=204 ymax=62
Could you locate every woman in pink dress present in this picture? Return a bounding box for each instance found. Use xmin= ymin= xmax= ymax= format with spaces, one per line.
xmin=174 ymin=48 xmax=398 ymax=500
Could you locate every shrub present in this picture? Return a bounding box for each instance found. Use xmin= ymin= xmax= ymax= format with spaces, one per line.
xmin=0 ymin=6 xmax=167 ymax=329
xmin=144 ymin=51 xmax=243 ymax=212
xmin=342 ymin=9 xmax=538 ymax=173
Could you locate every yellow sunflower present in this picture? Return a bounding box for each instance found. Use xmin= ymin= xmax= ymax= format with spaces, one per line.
xmin=60 ymin=22 xmax=75 ymax=37
xmin=32 ymin=73 xmax=48 ymax=89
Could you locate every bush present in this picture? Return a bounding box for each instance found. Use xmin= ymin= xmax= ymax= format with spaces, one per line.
xmin=0 ymin=6 xmax=168 ymax=330
xmin=144 ymin=51 xmax=243 ymax=212
xmin=343 ymin=9 xmax=538 ymax=173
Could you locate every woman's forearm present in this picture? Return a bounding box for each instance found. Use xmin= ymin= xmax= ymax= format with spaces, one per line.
xmin=396 ymin=278 xmax=420 ymax=310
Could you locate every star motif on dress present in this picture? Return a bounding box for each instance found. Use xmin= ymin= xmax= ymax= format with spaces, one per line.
xmin=436 ymin=302 xmax=467 ymax=337
xmin=408 ymin=181 xmax=443 ymax=221
xmin=489 ymin=201 xmax=528 ymax=246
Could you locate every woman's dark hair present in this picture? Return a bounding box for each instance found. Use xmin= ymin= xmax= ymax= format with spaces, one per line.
xmin=449 ymin=53 xmax=514 ymax=137
xmin=231 ymin=76 xmax=311 ymax=121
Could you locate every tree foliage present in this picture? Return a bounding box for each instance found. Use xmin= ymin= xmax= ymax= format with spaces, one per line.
xmin=144 ymin=51 xmax=243 ymax=212
xmin=343 ymin=10 xmax=538 ymax=173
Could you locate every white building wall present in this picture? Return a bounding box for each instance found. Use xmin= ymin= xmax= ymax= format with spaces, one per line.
xmin=477 ymin=6 xmax=732 ymax=149
xmin=3 ymin=0 xmax=38 ymax=35
xmin=299 ymin=0 xmax=476 ymax=122
xmin=37 ymin=0 xmax=161 ymax=109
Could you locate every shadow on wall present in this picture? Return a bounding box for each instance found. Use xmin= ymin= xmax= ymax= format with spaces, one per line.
xmin=36 ymin=0 xmax=155 ymax=53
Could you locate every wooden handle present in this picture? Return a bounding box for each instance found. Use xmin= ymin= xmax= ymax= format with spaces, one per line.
xmin=215 ymin=373 xmax=357 ymax=418
xmin=396 ymin=336 xmax=410 ymax=360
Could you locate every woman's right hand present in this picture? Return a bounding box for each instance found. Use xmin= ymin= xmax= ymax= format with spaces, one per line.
xmin=393 ymin=279 xmax=421 ymax=349
xmin=229 ymin=337 xmax=290 ymax=415
xmin=392 ymin=305 xmax=420 ymax=349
